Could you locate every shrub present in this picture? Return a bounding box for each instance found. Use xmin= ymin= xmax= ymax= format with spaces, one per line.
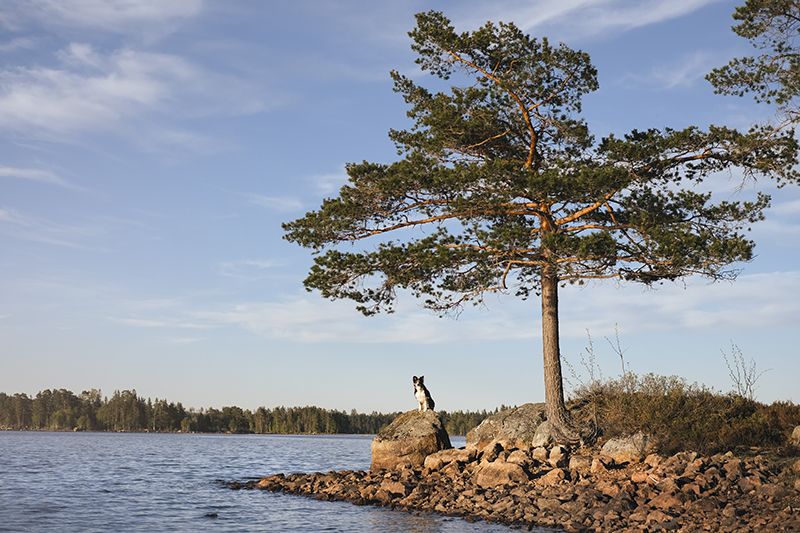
xmin=571 ymin=371 xmax=800 ymax=456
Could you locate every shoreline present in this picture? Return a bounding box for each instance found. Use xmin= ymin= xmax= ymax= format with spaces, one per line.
xmin=230 ymin=446 xmax=800 ymax=532
xmin=0 ymin=427 xmax=392 ymax=436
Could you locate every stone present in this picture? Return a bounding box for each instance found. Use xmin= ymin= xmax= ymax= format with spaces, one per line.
xmin=756 ymin=483 xmax=788 ymax=499
xmin=423 ymin=447 xmax=474 ymax=470
xmin=601 ymin=432 xmax=656 ymax=464
xmin=539 ymin=467 xmax=566 ymax=486
xmin=380 ymin=479 xmax=408 ymax=497
xmin=506 ymin=449 xmax=531 ymax=467
xmin=723 ymin=457 xmax=743 ymax=477
xmin=531 ymin=446 xmax=549 ymax=463
xmin=253 ymin=444 xmax=800 ymax=533
xmin=650 ymin=492 xmax=684 ymax=510
xmin=370 ymin=410 xmax=451 ymax=471
xmin=481 ymin=442 xmax=504 ymax=462
xmin=646 ymin=510 xmax=672 ymax=525
xmin=644 ymin=454 xmax=663 ymax=468
xmin=530 ymin=420 xmax=553 ymax=447
xmin=475 ymin=461 xmax=530 ymax=488
xmin=466 ymin=403 xmax=547 ymax=451
xmin=423 ymin=454 xmax=444 ymax=471
xmin=791 ymin=426 xmax=800 ymax=446
xmin=548 ymin=445 xmax=569 ymax=468
xmin=569 ymin=455 xmax=593 ymax=476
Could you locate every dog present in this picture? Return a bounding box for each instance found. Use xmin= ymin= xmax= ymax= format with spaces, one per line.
xmin=413 ymin=375 xmax=435 ymax=412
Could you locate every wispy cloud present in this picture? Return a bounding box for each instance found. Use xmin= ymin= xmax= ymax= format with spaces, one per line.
xmin=0 ymin=43 xmax=271 ymax=149
xmin=312 ymin=168 xmax=349 ymax=195
xmin=621 ymin=50 xmax=720 ymax=90
xmin=167 ymin=336 xmax=206 ymax=345
xmin=771 ymin=198 xmax=800 ymax=217
xmin=0 ymin=207 xmax=104 ymax=248
xmin=3 ymin=0 xmax=203 ymax=34
xmin=0 ymin=37 xmax=38 ymax=53
xmin=246 ymin=193 xmax=303 ymax=213
xmin=108 ymin=268 xmax=800 ymax=344
xmin=0 ymin=166 xmax=75 ymax=188
xmin=558 ymin=270 xmax=800 ymax=337
xmin=111 ymin=316 xmax=213 ymax=329
xmin=219 ymin=259 xmax=282 ymax=279
xmin=459 ymin=0 xmax=725 ymax=40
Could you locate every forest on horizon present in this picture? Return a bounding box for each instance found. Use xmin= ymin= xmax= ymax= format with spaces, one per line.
xmin=0 ymin=388 xmax=497 ymax=436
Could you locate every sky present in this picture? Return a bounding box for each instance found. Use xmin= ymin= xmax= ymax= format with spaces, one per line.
xmin=1 ymin=0 xmax=798 ymax=414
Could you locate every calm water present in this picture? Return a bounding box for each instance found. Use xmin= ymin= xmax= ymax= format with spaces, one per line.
xmin=0 ymin=432 xmax=537 ymax=532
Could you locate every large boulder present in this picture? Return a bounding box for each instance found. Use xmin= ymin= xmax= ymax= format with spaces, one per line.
xmin=601 ymin=432 xmax=656 ymax=464
xmin=370 ymin=410 xmax=451 ymax=471
xmin=475 ymin=460 xmax=530 ymax=488
xmin=466 ymin=403 xmax=547 ymax=451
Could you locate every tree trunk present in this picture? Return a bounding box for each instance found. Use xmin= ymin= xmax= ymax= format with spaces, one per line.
xmin=540 ymin=262 xmax=581 ymax=444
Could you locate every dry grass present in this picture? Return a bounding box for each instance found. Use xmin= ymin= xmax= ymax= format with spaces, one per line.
xmin=569 ymin=371 xmax=800 ymax=456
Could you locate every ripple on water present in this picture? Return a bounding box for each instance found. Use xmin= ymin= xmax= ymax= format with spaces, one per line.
xmin=0 ymin=432 xmax=533 ymax=533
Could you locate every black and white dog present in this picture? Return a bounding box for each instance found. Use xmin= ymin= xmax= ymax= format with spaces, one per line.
xmin=413 ymin=375 xmax=435 ymax=412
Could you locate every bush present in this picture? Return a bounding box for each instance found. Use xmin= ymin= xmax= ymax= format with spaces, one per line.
xmin=571 ymin=371 xmax=800 ymax=456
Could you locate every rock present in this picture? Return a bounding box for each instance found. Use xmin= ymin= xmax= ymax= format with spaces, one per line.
xmin=370 ymin=410 xmax=451 ymax=471
xmin=507 ymin=449 xmax=532 ymax=467
xmin=250 ymin=443 xmax=800 ymax=533
xmin=791 ymin=426 xmax=800 ymax=446
xmin=548 ymin=445 xmax=569 ymax=468
xmin=380 ymin=479 xmax=408 ymax=497
xmin=530 ymin=420 xmax=552 ymax=447
xmin=756 ymin=483 xmax=788 ymax=499
xmin=591 ymin=456 xmax=609 ymax=475
xmin=481 ymin=442 xmax=504 ymax=462
xmin=644 ymin=454 xmax=663 ymax=468
xmin=466 ymin=403 xmax=547 ymax=451
xmin=423 ymin=447 xmax=475 ymax=471
xmin=476 ymin=461 xmax=530 ymax=488
xmin=569 ymin=455 xmax=593 ymax=476
xmin=433 ymin=447 xmax=475 ymax=464
xmin=423 ymin=454 xmax=445 ymax=471
xmin=539 ymin=467 xmax=566 ymax=486
xmin=646 ymin=510 xmax=672 ymax=525
xmin=723 ymin=457 xmax=743 ymax=477
xmin=531 ymin=446 xmax=549 ymax=463
xmin=650 ymin=492 xmax=685 ymax=510
xmin=601 ymin=432 xmax=656 ymax=464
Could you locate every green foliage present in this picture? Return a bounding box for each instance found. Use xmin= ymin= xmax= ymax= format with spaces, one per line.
xmin=708 ymin=0 xmax=800 ymax=159
xmin=0 ymin=388 xmax=491 ymax=436
xmin=284 ymin=10 xmax=796 ymax=318
xmin=439 ymin=409 xmax=493 ymax=436
xmin=708 ymin=0 xmax=800 ymax=106
xmin=571 ymin=371 xmax=800 ymax=456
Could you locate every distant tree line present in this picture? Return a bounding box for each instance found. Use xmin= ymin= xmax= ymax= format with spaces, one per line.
xmin=0 ymin=388 xmax=497 ymax=435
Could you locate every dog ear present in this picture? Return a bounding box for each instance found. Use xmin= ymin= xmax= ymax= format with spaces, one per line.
xmin=419 ymin=376 xmax=424 ymax=382
xmin=413 ymin=376 xmax=418 ymax=381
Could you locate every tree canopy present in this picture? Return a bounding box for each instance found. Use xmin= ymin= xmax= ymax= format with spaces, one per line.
xmin=283 ymin=11 xmax=797 ymax=443
xmin=708 ymin=0 xmax=800 ymax=144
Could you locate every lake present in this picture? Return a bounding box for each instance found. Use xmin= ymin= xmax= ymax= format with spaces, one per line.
xmin=0 ymin=431 xmax=540 ymax=532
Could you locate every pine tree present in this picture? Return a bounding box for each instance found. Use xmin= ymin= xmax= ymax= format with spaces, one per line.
xmin=284 ymin=11 xmax=796 ymax=443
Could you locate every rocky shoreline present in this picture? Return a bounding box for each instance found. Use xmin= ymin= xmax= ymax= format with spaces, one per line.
xmin=228 ymin=443 xmax=800 ymax=532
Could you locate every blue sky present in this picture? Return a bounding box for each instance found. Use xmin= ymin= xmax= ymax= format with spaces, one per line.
xmin=1 ymin=0 xmax=798 ymax=414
